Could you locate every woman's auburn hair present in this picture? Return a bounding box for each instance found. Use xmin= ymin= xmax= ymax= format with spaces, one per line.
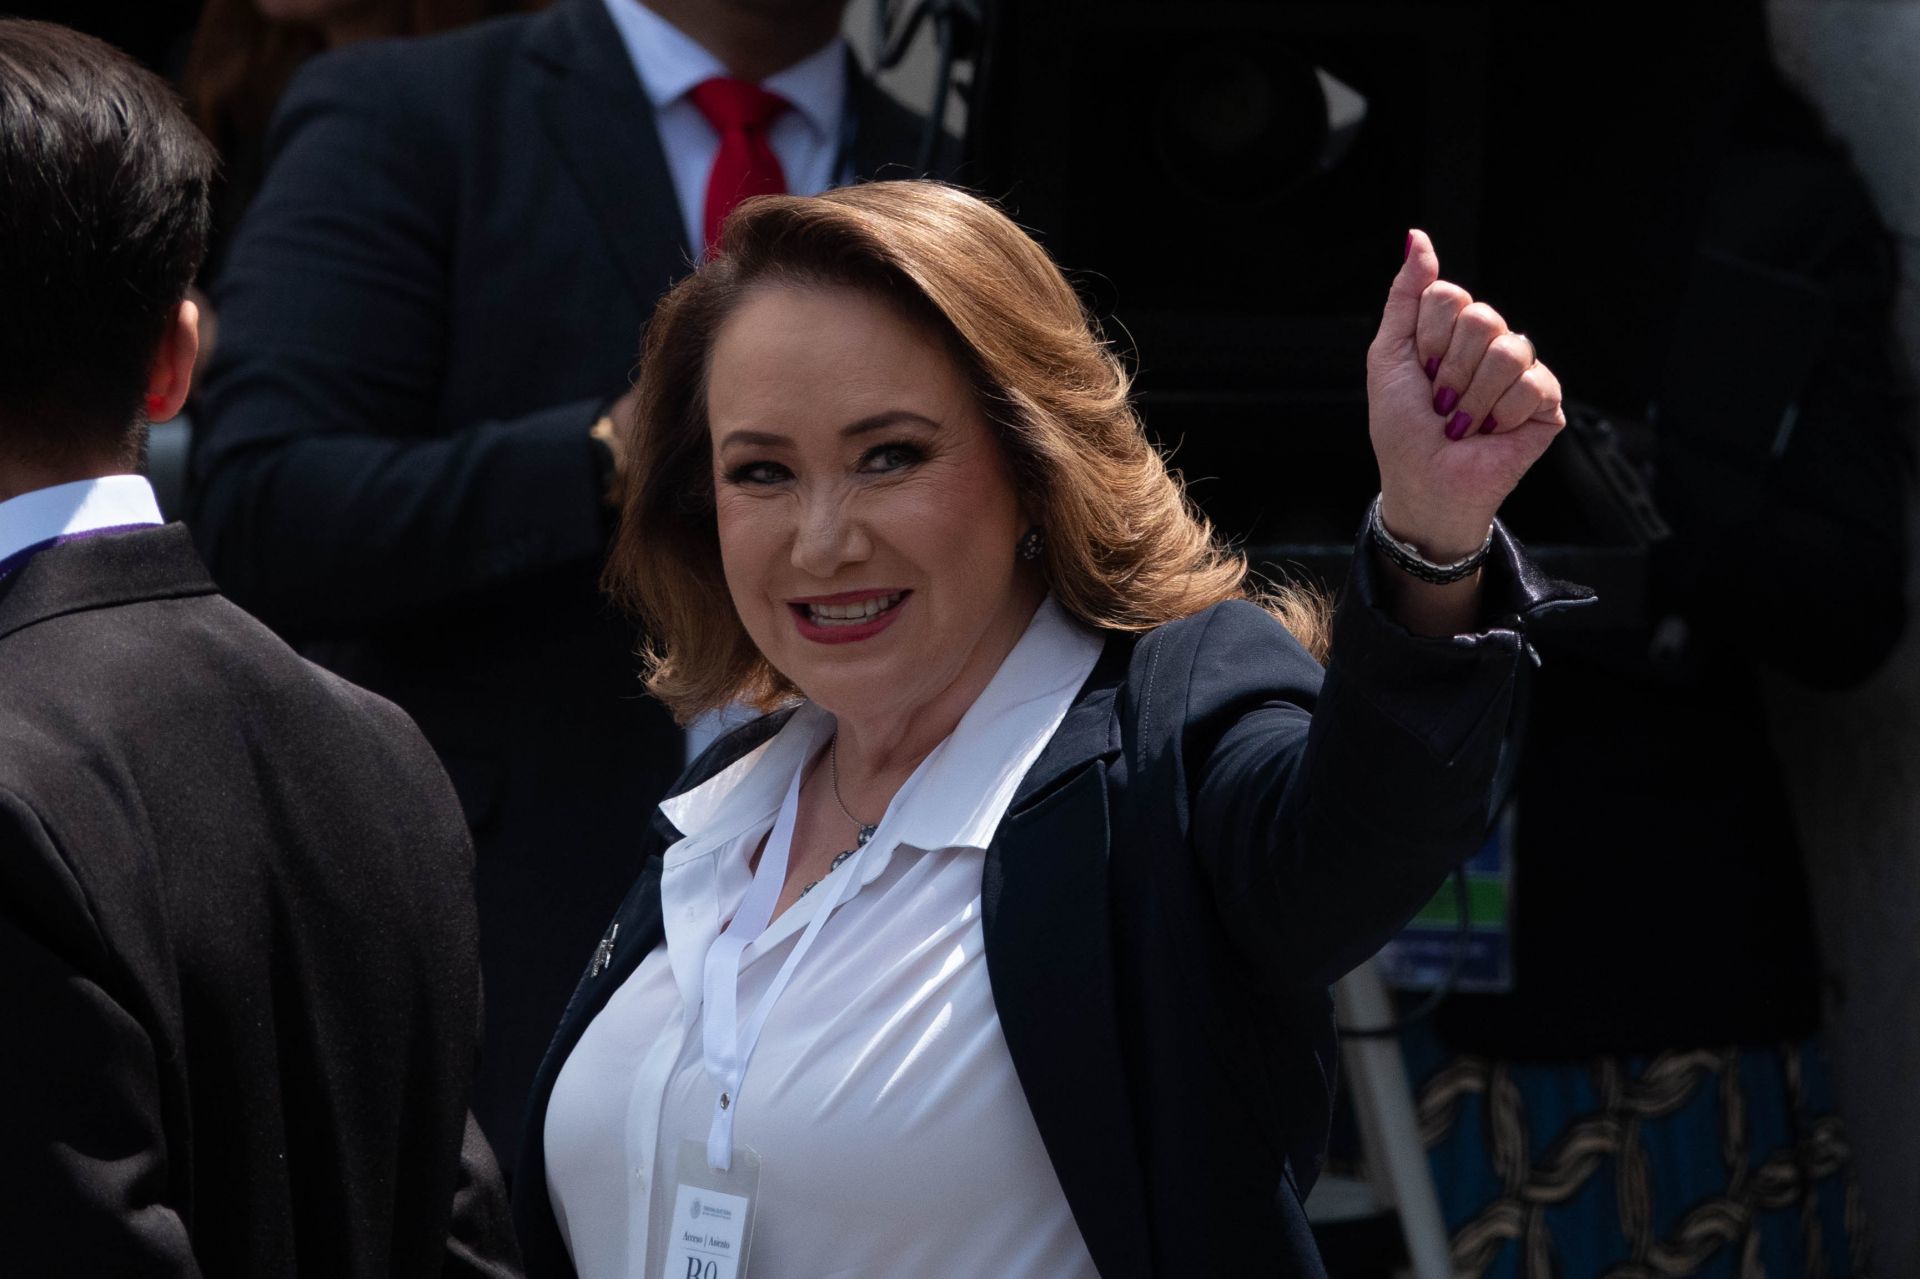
xmin=604 ymin=180 xmax=1328 ymax=723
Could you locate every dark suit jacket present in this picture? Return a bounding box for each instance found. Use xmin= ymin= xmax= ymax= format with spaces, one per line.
xmin=511 ymin=527 xmax=1590 ymax=1277
xmin=0 ymin=525 xmax=517 ymax=1277
xmin=188 ymin=0 xmax=951 ymax=1165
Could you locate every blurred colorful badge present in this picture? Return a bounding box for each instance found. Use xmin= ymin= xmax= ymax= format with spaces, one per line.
xmin=1376 ymin=804 xmax=1514 ymax=993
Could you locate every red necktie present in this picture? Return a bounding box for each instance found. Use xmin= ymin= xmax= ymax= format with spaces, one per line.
xmin=689 ymin=77 xmax=792 ymax=253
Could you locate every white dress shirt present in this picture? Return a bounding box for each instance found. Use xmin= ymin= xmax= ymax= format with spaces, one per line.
xmin=544 ymin=595 xmax=1105 ymax=1278
xmin=0 ymin=475 xmax=164 ymax=568
xmin=601 ymin=0 xmax=849 ymax=256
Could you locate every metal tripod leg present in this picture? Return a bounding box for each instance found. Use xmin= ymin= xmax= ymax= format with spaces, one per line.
xmin=1332 ymin=958 xmax=1456 ymax=1279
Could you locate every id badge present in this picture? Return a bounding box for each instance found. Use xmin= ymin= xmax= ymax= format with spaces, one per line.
xmin=647 ymin=1139 xmax=761 ymax=1279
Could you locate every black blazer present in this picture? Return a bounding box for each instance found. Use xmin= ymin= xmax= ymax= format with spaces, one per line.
xmin=511 ymin=528 xmax=1590 ymax=1277
xmin=0 ymin=526 xmax=517 ymax=1276
xmin=189 ymin=0 xmax=953 ymax=1165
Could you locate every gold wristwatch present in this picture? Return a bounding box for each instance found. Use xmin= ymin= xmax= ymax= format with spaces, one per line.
xmin=589 ymin=412 xmax=621 ymax=507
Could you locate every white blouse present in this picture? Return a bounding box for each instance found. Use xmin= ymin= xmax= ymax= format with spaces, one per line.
xmin=543 ymin=596 xmax=1107 ymax=1278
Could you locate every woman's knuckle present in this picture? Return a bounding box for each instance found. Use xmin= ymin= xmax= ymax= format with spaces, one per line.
xmin=1460 ymin=302 xmax=1504 ymax=335
xmin=1487 ymin=335 xmax=1529 ymax=372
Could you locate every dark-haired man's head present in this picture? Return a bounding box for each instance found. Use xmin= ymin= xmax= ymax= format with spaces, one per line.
xmin=0 ymin=19 xmax=214 ymax=496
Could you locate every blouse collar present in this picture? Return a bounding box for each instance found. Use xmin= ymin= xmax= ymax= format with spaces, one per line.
xmin=658 ymin=593 xmax=1105 ymax=863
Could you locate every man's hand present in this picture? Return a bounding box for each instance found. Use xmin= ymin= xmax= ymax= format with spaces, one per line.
xmin=593 ymin=381 xmax=643 ymax=508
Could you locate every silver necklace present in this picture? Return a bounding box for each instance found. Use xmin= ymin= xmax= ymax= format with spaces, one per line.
xmin=800 ymin=736 xmax=877 ymax=897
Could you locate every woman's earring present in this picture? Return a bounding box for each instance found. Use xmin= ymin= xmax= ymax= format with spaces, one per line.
xmin=1017 ymin=527 xmax=1046 ymax=562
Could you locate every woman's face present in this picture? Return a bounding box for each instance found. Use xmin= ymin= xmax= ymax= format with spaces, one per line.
xmin=707 ymin=283 xmax=1043 ymax=730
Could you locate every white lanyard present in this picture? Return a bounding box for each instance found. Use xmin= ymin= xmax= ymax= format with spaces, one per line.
xmin=698 ymin=748 xmax=904 ymax=1171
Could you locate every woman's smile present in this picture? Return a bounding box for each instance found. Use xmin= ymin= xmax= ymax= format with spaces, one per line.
xmin=788 ymin=588 xmax=912 ymax=643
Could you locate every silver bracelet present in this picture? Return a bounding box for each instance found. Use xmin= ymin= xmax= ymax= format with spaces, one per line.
xmin=1367 ymin=494 xmax=1492 ymax=585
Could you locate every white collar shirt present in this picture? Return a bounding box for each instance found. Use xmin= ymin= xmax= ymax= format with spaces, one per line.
xmin=601 ymin=0 xmax=850 ymax=256
xmin=0 ymin=475 xmax=164 ymax=570
xmin=543 ymin=595 xmax=1106 ymax=1278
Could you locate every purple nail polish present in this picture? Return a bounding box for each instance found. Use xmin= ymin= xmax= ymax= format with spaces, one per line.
xmin=1423 ymin=357 xmax=1439 ymax=381
xmin=1478 ymin=415 xmax=1498 ymax=435
xmin=1446 ymin=410 xmax=1473 ymax=441
xmin=1433 ymin=386 xmax=1459 ymax=415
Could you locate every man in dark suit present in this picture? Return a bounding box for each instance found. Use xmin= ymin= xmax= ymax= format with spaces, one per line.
xmin=0 ymin=21 xmax=517 ymax=1274
xmin=188 ymin=0 xmax=953 ymax=1164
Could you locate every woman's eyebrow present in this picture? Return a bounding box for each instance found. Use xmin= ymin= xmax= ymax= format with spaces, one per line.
xmin=842 ymin=409 xmax=941 ymax=438
xmin=716 ymin=410 xmax=941 ymax=452
xmin=715 ymin=429 xmax=789 ymax=450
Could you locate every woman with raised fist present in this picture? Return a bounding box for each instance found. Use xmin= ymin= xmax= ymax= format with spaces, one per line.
xmin=514 ymin=180 xmax=1588 ymax=1279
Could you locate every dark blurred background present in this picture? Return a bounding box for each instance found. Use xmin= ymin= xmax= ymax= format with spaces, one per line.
xmin=956 ymin=6 xmax=1919 ymax=1276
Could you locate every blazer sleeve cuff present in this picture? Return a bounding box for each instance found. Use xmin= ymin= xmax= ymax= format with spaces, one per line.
xmin=1327 ymin=518 xmax=1596 ymax=766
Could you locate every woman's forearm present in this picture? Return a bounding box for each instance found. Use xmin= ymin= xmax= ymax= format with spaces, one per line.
xmin=1371 ymin=551 xmax=1484 ymax=637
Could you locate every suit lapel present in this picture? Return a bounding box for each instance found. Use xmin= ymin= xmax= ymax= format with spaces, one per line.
xmin=562 ymin=856 xmax=666 ymax=1035
xmin=1006 ymin=636 xmax=1125 ymax=813
xmin=527 ymin=708 xmax=795 ymax=1120
xmin=524 ymin=0 xmax=693 ymax=308
xmin=526 ymin=3 xmax=948 ymax=300
xmin=983 ymin=637 xmax=1152 ymax=1279
xmin=514 ymin=850 xmax=667 ymax=1271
